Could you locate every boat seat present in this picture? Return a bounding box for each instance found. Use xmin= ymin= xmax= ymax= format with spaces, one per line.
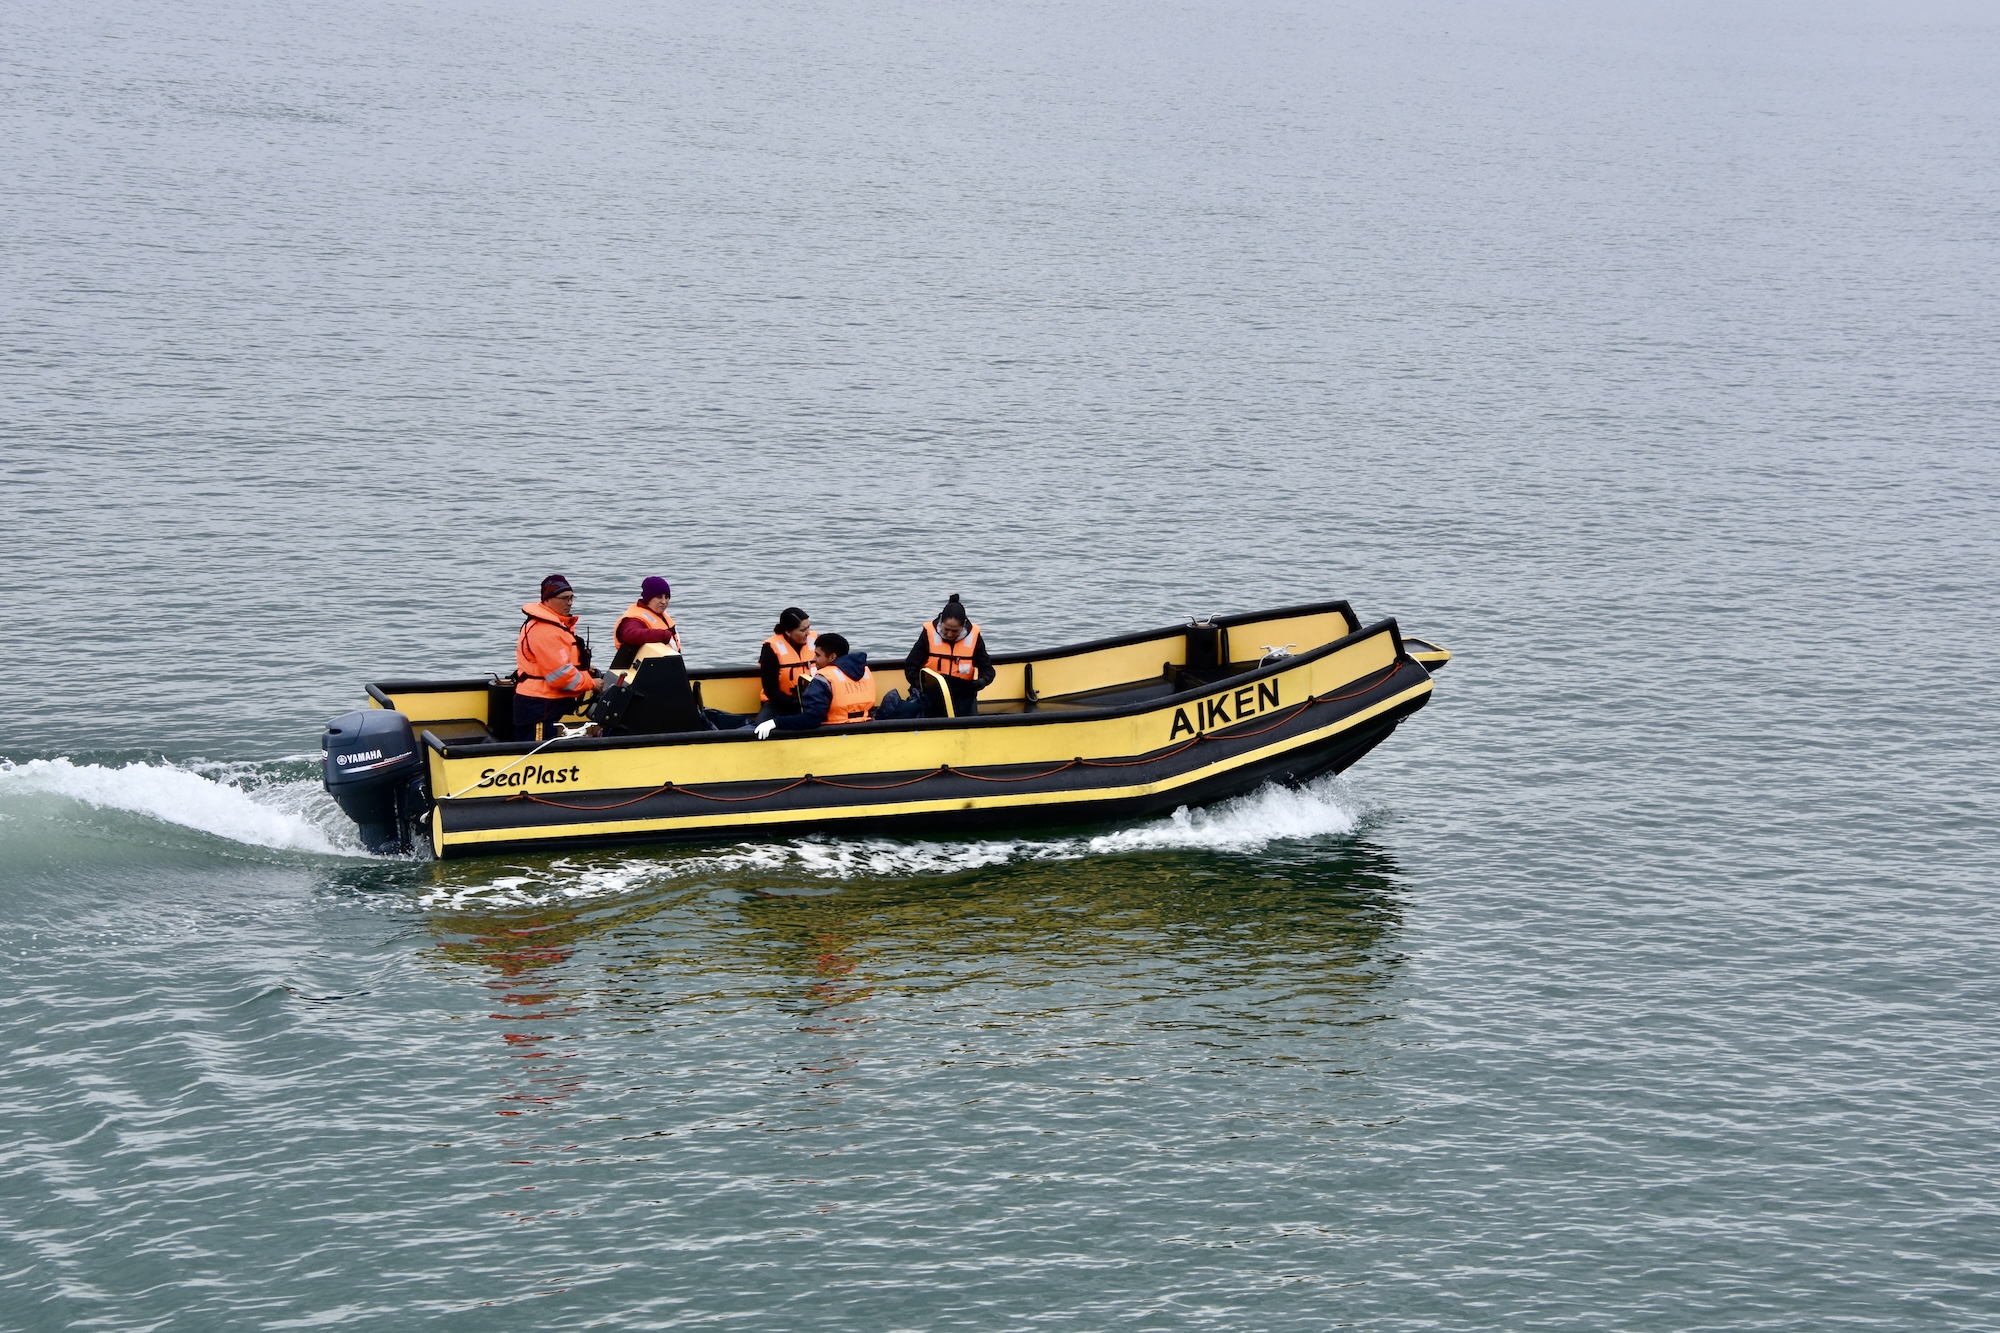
xmin=925 ymin=678 xmax=1182 ymax=717
xmin=420 ymin=718 xmax=497 ymax=745
xmin=1170 ymin=664 xmax=1254 ymax=692
xmin=1035 ymin=678 xmax=1184 ymax=711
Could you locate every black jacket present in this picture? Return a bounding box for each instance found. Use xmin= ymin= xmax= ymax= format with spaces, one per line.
xmin=774 ymin=652 xmax=873 ymax=731
xmin=758 ymin=640 xmax=802 ymax=714
xmin=904 ymin=622 xmax=995 ymax=692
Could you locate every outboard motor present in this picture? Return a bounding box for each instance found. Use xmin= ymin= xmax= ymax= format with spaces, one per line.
xmin=322 ymin=710 xmax=427 ymax=855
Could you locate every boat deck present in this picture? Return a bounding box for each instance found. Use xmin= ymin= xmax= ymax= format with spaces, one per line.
xmin=954 ymin=667 xmax=1240 ymax=716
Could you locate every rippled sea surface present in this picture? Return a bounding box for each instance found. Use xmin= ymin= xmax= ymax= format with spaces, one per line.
xmin=5 ymin=0 xmax=1999 ymax=1327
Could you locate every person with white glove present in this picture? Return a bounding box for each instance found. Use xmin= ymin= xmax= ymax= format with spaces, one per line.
xmin=756 ymin=633 xmax=875 ymax=734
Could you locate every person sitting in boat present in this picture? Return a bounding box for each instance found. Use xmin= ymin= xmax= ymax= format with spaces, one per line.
xmin=610 ymin=576 xmax=681 ymax=672
xmin=754 ymin=634 xmax=874 ymax=736
xmin=905 ymin=594 xmax=994 ymax=717
xmin=515 ymin=574 xmax=602 ymax=742
xmin=756 ymin=607 xmax=816 ymax=724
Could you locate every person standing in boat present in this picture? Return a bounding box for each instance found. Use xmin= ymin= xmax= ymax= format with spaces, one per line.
xmin=756 ymin=607 xmax=816 ymax=723
xmin=610 ymin=576 xmax=681 ymax=671
xmin=755 ymin=634 xmax=875 ymax=735
xmin=905 ymin=594 xmax=994 ymax=717
xmin=514 ymin=574 xmax=602 ymax=742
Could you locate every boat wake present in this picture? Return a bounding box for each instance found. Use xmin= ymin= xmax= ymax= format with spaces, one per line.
xmin=421 ymin=775 xmax=1369 ymax=909
xmin=0 ymin=753 xmax=1367 ymax=897
xmin=0 ymin=756 xmax=365 ymax=857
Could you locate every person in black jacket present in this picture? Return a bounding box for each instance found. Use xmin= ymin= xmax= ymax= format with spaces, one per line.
xmin=755 ymin=607 xmax=816 ymax=723
xmin=755 ymin=634 xmax=874 ymax=735
xmin=904 ymin=594 xmax=995 ymax=717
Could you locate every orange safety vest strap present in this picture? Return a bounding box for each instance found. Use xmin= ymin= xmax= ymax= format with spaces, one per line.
xmin=923 ymin=621 xmax=982 ymax=680
xmin=761 ymin=632 xmax=818 ymax=702
xmin=516 ymin=604 xmax=592 ymax=700
xmin=820 ymin=665 xmax=875 ymax=725
xmin=618 ymin=602 xmax=678 ymax=644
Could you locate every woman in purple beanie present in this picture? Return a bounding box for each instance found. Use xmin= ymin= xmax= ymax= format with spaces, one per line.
xmin=612 ymin=576 xmax=681 ymax=669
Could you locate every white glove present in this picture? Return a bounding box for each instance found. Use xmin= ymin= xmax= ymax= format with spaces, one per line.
xmin=754 ymin=719 xmax=777 ymax=740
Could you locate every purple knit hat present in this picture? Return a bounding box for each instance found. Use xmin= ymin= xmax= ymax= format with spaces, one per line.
xmin=540 ymin=574 xmax=574 ymax=600
xmin=640 ymin=576 xmax=671 ymax=601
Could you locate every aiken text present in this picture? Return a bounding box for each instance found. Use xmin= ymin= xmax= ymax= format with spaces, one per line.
xmin=1169 ymin=680 xmax=1281 ymax=740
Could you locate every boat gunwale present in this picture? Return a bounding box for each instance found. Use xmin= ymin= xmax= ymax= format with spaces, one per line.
xmin=407 ymin=607 xmax=1412 ymax=764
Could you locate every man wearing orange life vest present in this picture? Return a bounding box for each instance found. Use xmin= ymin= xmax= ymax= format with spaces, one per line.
xmin=514 ymin=574 xmax=602 ymax=742
xmin=903 ymin=593 xmax=994 ymax=718
xmin=756 ymin=607 xmax=817 ymax=723
xmin=611 ymin=575 xmax=681 ymax=670
xmin=754 ymin=634 xmax=874 ymax=736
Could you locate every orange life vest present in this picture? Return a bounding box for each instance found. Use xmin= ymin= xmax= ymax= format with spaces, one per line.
xmin=618 ymin=601 xmax=679 ymax=648
xmin=922 ymin=621 xmax=982 ymax=681
xmin=761 ymin=632 xmax=818 ymax=702
xmin=819 ymin=662 xmax=875 ymax=726
xmin=516 ymin=602 xmax=592 ymax=700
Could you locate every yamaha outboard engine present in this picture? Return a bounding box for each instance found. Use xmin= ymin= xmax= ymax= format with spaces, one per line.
xmin=322 ymin=710 xmax=427 ymax=854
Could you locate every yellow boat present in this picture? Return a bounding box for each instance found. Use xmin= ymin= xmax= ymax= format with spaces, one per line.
xmin=321 ymin=599 xmax=1448 ymax=860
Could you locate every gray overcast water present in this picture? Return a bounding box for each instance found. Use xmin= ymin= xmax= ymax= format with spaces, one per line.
xmin=4 ymin=0 xmax=1999 ymax=1327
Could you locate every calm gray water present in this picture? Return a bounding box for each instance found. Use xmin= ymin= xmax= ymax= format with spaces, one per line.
xmin=4 ymin=0 xmax=1999 ymax=1327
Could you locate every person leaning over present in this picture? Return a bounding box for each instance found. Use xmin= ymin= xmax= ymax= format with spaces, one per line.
xmin=754 ymin=633 xmax=873 ymax=736
xmin=613 ymin=575 xmax=681 ymax=668
xmin=514 ymin=574 xmax=602 ymax=742
xmin=905 ymin=593 xmax=994 ymax=717
xmin=756 ymin=607 xmax=817 ymax=723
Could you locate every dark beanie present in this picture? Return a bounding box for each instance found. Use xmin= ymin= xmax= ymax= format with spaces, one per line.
xmin=540 ymin=574 xmax=574 ymax=600
xmin=640 ymin=575 xmax=671 ymax=601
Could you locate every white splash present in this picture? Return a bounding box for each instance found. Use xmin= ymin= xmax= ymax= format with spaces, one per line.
xmin=453 ymin=857 xmax=672 ymax=907
xmin=1084 ymin=775 xmax=1362 ymax=854
xmin=0 ymin=757 xmax=356 ymax=855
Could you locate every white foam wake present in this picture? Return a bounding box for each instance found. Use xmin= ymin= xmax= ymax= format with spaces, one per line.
xmin=424 ymin=775 xmax=1365 ymax=908
xmin=1082 ymin=774 xmax=1363 ymax=854
xmin=0 ymin=757 xmax=355 ymax=855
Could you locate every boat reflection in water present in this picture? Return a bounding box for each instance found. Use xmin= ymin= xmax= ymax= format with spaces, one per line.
xmin=414 ymin=825 xmax=1406 ymax=1020
xmin=395 ymin=804 xmax=1409 ymax=1143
